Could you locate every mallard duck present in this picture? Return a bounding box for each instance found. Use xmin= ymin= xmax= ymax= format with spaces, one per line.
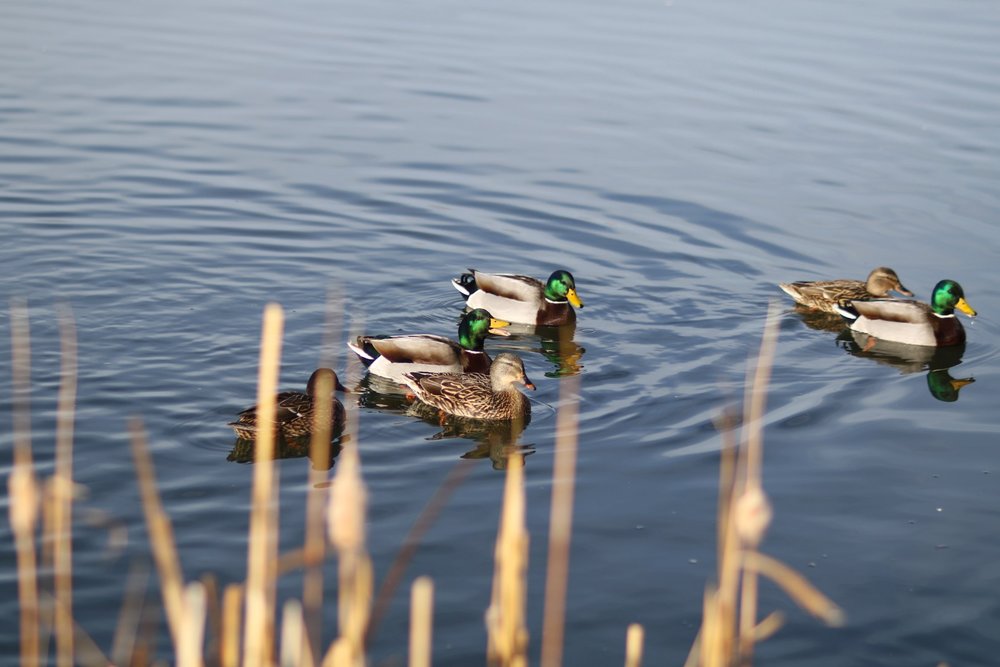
xmin=779 ymin=266 xmax=912 ymax=313
xmin=229 ymin=368 xmax=346 ymax=440
xmin=402 ymin=352 xmax=535 ymax=421
xmin=347 ymin=308 xmax=510 ymax=383
xmin=836 ymin=279 xmax=977 ymax=347
xmin=451 ymin=269 xmax=583 ymax=326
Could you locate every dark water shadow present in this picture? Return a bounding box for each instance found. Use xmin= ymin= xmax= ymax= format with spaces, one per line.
xmin=837 ymin=332 xmax=976 ymax=402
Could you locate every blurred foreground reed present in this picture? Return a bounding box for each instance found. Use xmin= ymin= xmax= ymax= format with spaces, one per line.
xmin=7 ymin=300 xmax=840 ymax=666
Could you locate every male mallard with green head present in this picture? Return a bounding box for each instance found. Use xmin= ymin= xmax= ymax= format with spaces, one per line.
xmin=347 ymin=308 xmax=510 ymax=383
xmin=402 ymin=352 xmax=535 ymax=421
xmin=229 ymin=368 xmax=346 ymax=440
xmin=779 ymin=266 xmax=912 ymax=313
xmin=836 ymin=279 xmax=977 ymax=347
xmin=452 ymin=269 xmax=583 ymax=326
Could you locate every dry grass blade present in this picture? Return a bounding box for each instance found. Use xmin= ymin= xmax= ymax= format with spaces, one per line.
xmin=540 ymin=373 xmax=580 ymax=667
xmin=53 ymin=303 xmax=77 ymax=667
xmin=409 ymin=577 xmax=434 ymax=667
xmin=44 ymin=591 xmax=112 ymax=667
xmin=624 ymin=623 xmax=644 ymax=667
xmin=367 ymin=458 xmax=473 ymax=647
xmin=130 ymin=417 xmax=187 ymax=650
xmin=752 ymin=611 xmax=784 ymax=643
xmin=110 ymin=561 xmax=151 ymax=667
xmin=742 ymin=552 xmax=845 ymax=627
xmin=8 ymin=299 xmax=40 ymax=667
xmin=244 ymin=302 xmax=285 ymax=667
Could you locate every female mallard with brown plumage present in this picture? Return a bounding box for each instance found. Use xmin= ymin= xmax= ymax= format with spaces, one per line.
xmin=347 ymin=308 xmax=509 ymax=383
xmin=229 ymin=368 xmax=346 ymax=440
xmin=836 ymin=279 xmax=977 ymax=347
xmin=451 ymin=269 xmax=583 ymax=326
xmin=779 ymin=266 xmax=912 ymax=313
xmin=402 ymin=352 xmax=534 ymax=421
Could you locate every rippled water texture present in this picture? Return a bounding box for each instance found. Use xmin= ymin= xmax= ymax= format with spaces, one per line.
xmin=2 ymin=0 xmax=1000 ymax=664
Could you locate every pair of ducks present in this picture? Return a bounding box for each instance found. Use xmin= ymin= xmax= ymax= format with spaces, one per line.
xmin=779 ymin=267 xmax=977 ymax=347
xmin=229 ymin=269 xmax=584 ymax=440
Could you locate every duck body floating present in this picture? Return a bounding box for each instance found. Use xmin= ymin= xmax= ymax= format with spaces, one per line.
xmin=452 ymin=269 xmax=583 ymax=326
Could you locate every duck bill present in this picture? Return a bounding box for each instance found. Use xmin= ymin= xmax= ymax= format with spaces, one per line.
xmin=895 ymin=284 xmax=914 ymax=297
xmin=951 ymin=377 xmax=976 ymax=391
xmin=567 ymin=288 xmax=584 ymax=308
xmin=489 ymin=317 xmax=511 ymax=336
xmin=522 ymin=374 xmax=536 ymax=391
xmin=956 ymin=297 xmax=977 ymax=317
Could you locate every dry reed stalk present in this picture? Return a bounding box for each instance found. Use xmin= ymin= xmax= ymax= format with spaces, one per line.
xmin=367 ymin=458 xmax=473 ymax=647
xmin=540 ymin=372 xmax=581 ymax=667
xmin=110 ymin=561 xmax=151 ymax=667
xmin=742 ymin=552 xmax=844 ymax=626
xmin=324 ymin=427 xmax=372 ymax=667
xmin=735 ymin=302 xmax=780 ymax=661
xmin=623 ymin=623 xmax=644 ymax=667
xmin=486 ymin=451 xmax=529 ymax=667
xmin=243 ymin=303 xmax=285 ymax=667
xmin=280 ymin=599 xmax=308 ymax=667
xmin=45 ymin=591 xmax=112 ymax=667
xmin=221 ymin=584 xmax=244 ymax=667
xmin=130 ymin=417 xmax=188 ymax=649
xmin=713 ymin=410 xmax=739 ymax=660
xmin=409 ymin=577 xmax=434 ymax=667
xmin=688 ymin=304 xmax=842 ymax=666
xmin=178 ymin=582 xmax=207 ymax=667
xmin=53 ymin=304 xmax=77 ymax=667
xmin=8 ymin=299 xmax=40 ymax=667
xmin=302 ymin=370 xmax=334 ymax=664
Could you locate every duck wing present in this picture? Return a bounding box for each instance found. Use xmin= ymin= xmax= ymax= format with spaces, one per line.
xmin=365 ymin=334 xmax=463 ymax=365
xmin=471 ymin=271 xmax=544 ymax=303
xmin=850 ymin=299 xmax=932 ymax=324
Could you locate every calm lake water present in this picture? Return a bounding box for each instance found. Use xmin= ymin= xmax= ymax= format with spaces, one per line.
xmin=2 ymin=0 xmax=1000 ymax=664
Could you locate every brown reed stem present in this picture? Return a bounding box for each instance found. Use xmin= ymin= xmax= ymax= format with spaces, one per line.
xmin=243 ymin=303 xmax=285 ymax=667
xmin=221 ymin=584 xmax=244 ymax=667
xmin=111 ymin=561 xmax=150 ymax=667
xmin=325 ymin=422 xmax=371 ymax=667
xmin=8 ymin=299 xmax=40 ymax=667
xmin=486 ymin=452 xmax=529 ymax=667
xmin=409 ymin=577 xmax=434 ymax=667
xmin=53 ymin=304 xmax=77 ymax=667
xmin=367 ymin=458 xmax=474 ymax=647
xmin=540 ymin=373 xmax=581 ymax=667
xmin=623 ymin=623 xmax=644 ymax=667
xmin=129 ymin=417 xmax=186 ymax=650
xmin=303 ymin=370 xmax=335 ymax=664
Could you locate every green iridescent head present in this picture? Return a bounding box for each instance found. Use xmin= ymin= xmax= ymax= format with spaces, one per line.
xmin=544 ymin=270 xmax=584 ymax=308
xmin=930 ymin=280 xmax=977 ymax=317
xmin=926 ymin=370 xmax=975 ymax=402
xmin=457 ymin=308 xmax=510 ymax=350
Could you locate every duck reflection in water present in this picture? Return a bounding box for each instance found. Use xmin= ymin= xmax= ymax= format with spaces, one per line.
xmin=353 ymin=372 xmax=534 ymax=469
xmin=837 ymin=332 xmax=975 ymax=402
xmin=227 ymin=368 xmax=348 ymax=470
xmin=407 ymin=402 xmax=534 ymax=470
xmin=494 ymin=321 xmax=585 ymax=378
